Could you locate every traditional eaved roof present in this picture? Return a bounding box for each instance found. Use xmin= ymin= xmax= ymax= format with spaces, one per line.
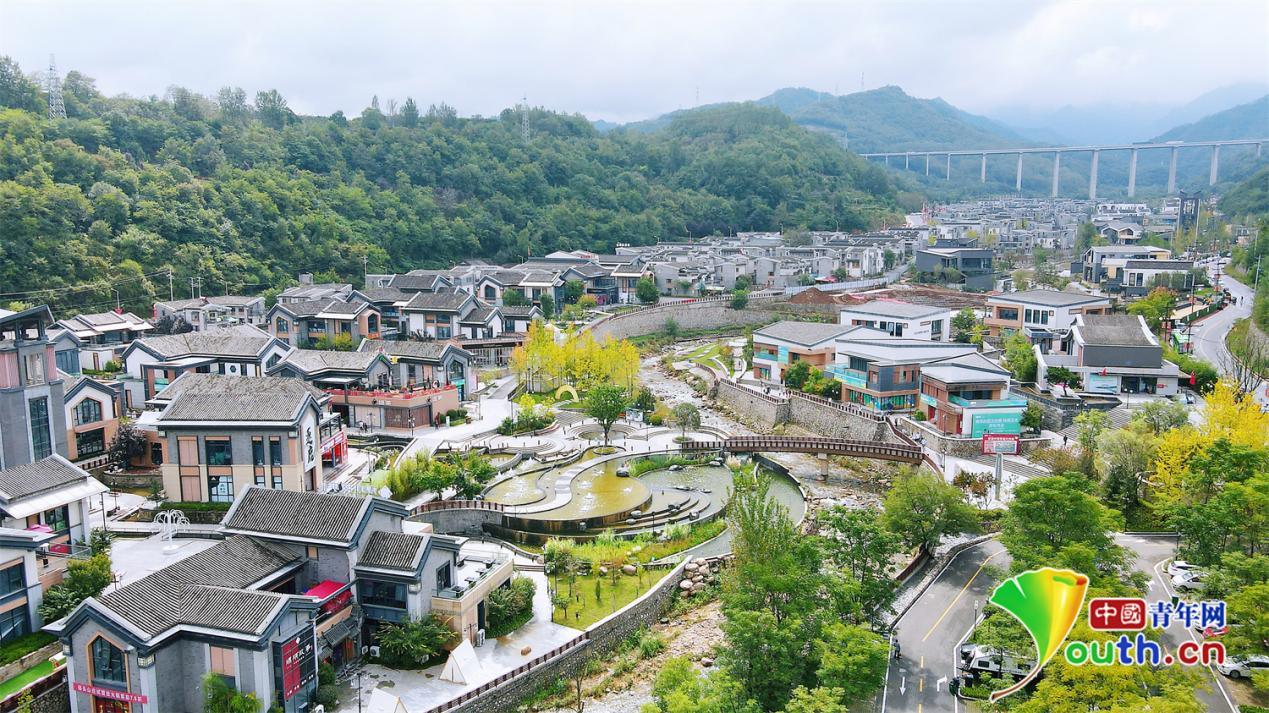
xmin=839 ymin=299 xmax=949 ymax=319
xmin=96 ymin=535 xmax=302 ymax=638
xmin=920 ymin=352 xmax=1011 ymax=385
xmin=56 ymin=311 xmax=153 ymax=339
xmin=403 ymin=290 xmax=472 ymax=313
xmin=131 ymin=324 xmax=277 ymax=360
xmin=989 ymin=289 xmax=1108 ymax=307
xmin=273 ymin=349 xmax=385 ymax=376
xmin=753 ymin=320 xmax=854 ymax=347
xmin=498 ymin=305 xmax=540 ymax=319
xmin=360 ymin=338 xmax=469 ymax=362
xmin=1075 ymin=314 xmax=1157 ymax=347
xmin=0 ymin=455 xmax=104 ymax=504
xmin=357 ymin=531 xmax=428 ymax=572
xmin=156 ymin=373 xmax=326 ymax=423
xmin=1122 ymin=260 xmax=1195 ymax=270
xmin=221 ymin=487 xmax=376 ymax=545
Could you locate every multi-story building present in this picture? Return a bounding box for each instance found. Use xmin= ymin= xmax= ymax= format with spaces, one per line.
xmin=984 ymin=290 xmax=1111 ymax=352
xmin=750 ymin=322 xmax=855 ymax=383
xmin=47 ymin=487 xmax=513 ymax=713
xmin=55 ymin=311 xmax=155 ymax=373
xmin=915 ymin=247 xmax=996 ymax=291
xmin=1036 ymin=314 xmax=1180 ymax=396
xmin=401 ymin=291 xmax=476 ymax=341
xmin=120 ymin=325 xmax=291 ymax=406
xmin=359 ymin=340 xmax=474 ymax=402
xmin=1072 ymin=245 xmax=1171 ymax=285
xmin=266 ymin=350 xmax=396 ymax=428
xmin=0 ymin=306 xmax=68 ymax=469
xmin=1114 ymin=260 xmax=1197 ymax=297
xmin=150 ymin=374 xmax=345 ymax=502
xmin=62 ymin=376 xmax=121 ymax=466
xmin=917 ymin=352 xmax=1026 ymax=437
xmin=0 ymin=457 xmax=107 ymax=642
xmin=152 ymin=296 xmax=266 ymax=331
xmin=838 ymin=300 xmax=952 ymax=341
xmin=266 ymin=299 xmax=381 ymax=349
xmin=829 ymin=334 xmax=977 ymax=412
xmin=276 ymin=280 xmax=353 ymax=304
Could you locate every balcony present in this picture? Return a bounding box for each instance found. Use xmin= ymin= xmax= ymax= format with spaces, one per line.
xmin=826 ymin=365 xmax=868 ymax=389
xmin=948 ymin=394 xmax=1029 ymax=409
xmin=431 ymin=553 xmax=513 ymax=613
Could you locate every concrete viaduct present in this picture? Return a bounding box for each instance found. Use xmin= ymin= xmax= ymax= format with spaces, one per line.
xmin=860 ymin=139 xmax=1267 ymax=199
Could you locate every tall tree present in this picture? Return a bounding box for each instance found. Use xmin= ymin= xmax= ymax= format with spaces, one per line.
xmin=881 ymin=469 xmax=979 ymax=553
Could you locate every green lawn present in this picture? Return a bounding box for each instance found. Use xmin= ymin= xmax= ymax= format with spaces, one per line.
xmin=551 ymin=570 xmax=658 ymax=628
xmin=0 ymin=661 xmax=55 ymax=699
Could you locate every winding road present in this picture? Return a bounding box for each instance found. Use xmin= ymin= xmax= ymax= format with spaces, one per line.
xmin=1191 ymin=258 xmax=1268 ymax=407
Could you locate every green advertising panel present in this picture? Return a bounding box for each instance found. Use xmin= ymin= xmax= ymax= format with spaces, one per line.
xmin=970 ymin=412 xmax=1023 ymax=438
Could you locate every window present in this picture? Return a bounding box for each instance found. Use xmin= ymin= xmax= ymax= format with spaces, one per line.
xmin=254 ymin=475 xmax=265 ymax=487
xmin=306 ymin=546 xmax=319 ymax=559
xmin=55 ymin=349 xmax=79 ymax=376
xmin=0 ymin=605 xmax=29 ymax=643
xmin=436 ymin=326 xmax=451 ymax=340
xmin=358 ymin=580 xmax=407 ymax=609
xmin=436 ymin=563 xmax=452 ymax=591
xmin=177 ymin=438 xmax=197 ymax=465
xmin=44 ymin=505 xmax=69 ymax=533
xmin=276 ymin=318 xmax=289 ymax=334
xmin=0 ymin=564 xmax=24 ymax=598
xmin=271 ymin=475 xmax=283 ymax=490
xmin=997 ymin=307 xmax=1019 ymax=321
xmin=209 ymin=646 xmax=236 ymax=689
xmin=76 ymin=399 xmax=103 ymax=425
xmin=208 ymin=476 xmax=233 ymax=503
xmin=91 ymin=637 xmax=126 ymax=686
xmin=77 ymin=428 xmax=106 ymax=457
xmin=269 ymin=438 xmax=283 ymax=466
xmin=252 ymin=438 xmax=265 ymax=466
xmin=28 ymin=398 xmax=51 ymax=460
xmin=205 ymin=439 xmax=232 ymax=466
xmin=23 ymin=353 xmax=45 ymax=386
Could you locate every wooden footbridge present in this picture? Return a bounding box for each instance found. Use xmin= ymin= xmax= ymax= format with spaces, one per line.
xmin=681 ymin=436 xmax=922 ymax=464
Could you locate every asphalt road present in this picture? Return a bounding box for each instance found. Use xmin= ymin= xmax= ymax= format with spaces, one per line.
xmin=881 ymin=536 xmax=1237 ymax=713
xmin=1192 ymin=257 xmax=1268 ymax=407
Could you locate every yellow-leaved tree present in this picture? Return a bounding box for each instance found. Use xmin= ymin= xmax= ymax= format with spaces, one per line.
xmin=1201 ymin=380 xmax=1269 ymax=448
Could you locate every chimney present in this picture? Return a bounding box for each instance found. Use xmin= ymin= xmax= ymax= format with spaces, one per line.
xmin=298 ymin=273 xmax=314 ymax=285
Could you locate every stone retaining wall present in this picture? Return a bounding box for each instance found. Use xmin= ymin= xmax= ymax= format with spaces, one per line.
xmin=413 ymin=508 xmax=505 ymax=535
xmin=787 ymin=394 xmax=893 ymax=443
xmin=0 ymin=643 xmax=60 ymax=685
xmin=713 ymin=380 xmax=789 ymax=428
xmin=893 ymin=418 xmax=1047 ymax=457
xmin=591 ymin=298 xmax=780 ymax=341
xmin=442 ymin=561 xmax=690 ymax=713
xmin=1014 ymin=386 xmax=1119 ymax=430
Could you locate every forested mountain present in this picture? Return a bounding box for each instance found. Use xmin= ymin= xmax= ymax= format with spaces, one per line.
xmin=0 ymin=57 xmax=898 ymax=314
xmin=1151 ymin=95 xmax=1269 ymax=141
xmin=1220 ymin=165 xmax=1269 ymax=218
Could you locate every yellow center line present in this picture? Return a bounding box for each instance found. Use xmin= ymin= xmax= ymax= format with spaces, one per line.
xmin=919 ymin=676 xmax=924 ymax=693
xmin=922 ymin=550 xmax=1002 ymax=642
xmin=920 ymin=656 xmax=924 ymax=668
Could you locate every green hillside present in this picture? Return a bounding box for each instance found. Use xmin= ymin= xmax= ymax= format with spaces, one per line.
xmin=0 ymin=57 xmax=898 ymax=315
xmin=1220 ymin=165 xmax=1269 ymax=218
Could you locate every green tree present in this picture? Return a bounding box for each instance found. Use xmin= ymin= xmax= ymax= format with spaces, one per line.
xmin=38 ymin=553 xmax=113 ymax=622
xmin=1001 ymin=473 xmax=1128 ymax=586
xmin=502 ymin=289 xmax=529 ymax=307
xmin=1045 ymin=365 xmax=1082 ymax=388
xmin=1074 ymin=409 xmax=1110 ymax=475
xmin=950 ymin=308 xmax=982 ymax=344
xmin=783 ymin=360 xmax=812 ymax=390
xmin=1020 ymin=403 xmax=1043 ymax=432
xmin=670 ymin=402 xmax=701 ymax=440
xmin=399 ymin=97 xmax=420 ymax=128
xmin=254 ymin=89 xmax=290 ymax=129
xmin=663 ymin=317 xmax=679 ymax=339
xmin=881 ymin=469 xmax=979 ymax=553
xmin=1127 ymin=287 xmax=1176 ymax=333
xmin=0 ymin=57 xmax=42 ymax=112
xmin=636 ymin=277 xmax=659 ymax=304
xmin=783 ymin=687 xmax=848 ymax=713
xmin=539 ymin=293 xmax=555 ymax=319
xmin=1003 ymin=332 xmax=1037 ymax=382
xmin=585 ymin=384 xmax=628 ymax=447
xmin=816 ymin=507 xmax=902 ymax=623
xmin=202 ymin=672 xmax=261 ymax=713
xmin=730 ymin=288 xmax=749 ymax=311
xmin=373 ymin=614 xmax=457 ymax=668
xmin=813 ymin=623 xmax=889 ymax=703
xmin=563 ymin=279 xmax=585 ymax=304
xmin=1133 ymin=398 xmax=1189 ymax=435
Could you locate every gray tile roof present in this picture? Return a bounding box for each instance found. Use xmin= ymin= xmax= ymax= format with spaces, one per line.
xmin=357 ymin=531 xmax=427 ymax=571
xmin=498 ymin=305 xmax=540 ymax=318
xmin=990 ymin=290 xmax=1107 ymax=307
xmin=840 ymin=300 xmax=949 ymax=319
xmin=97 ymin=535 xmax=300 ymax=638
xmin=276 ymin=349 xmax=383 ymax=374
xmin=1123 ymin=260 xmax=1195 ymax=270
xmin=0 ymin=456 xmax=93 ymax=501
xmin=389 ymin=273 xmax=446 ymax=291
xmin=222 ymin=488 xmax=370 ymax=544
xmin=361 ymin=339 xmax=469 ymax=362
xmin=356 ymin=287 xmax=412 ymax=303
xmin=1076 ymin=314 xmax=1156 ymax=347
xmin=157 ymin=374 xmax=325 ymax=423
xmin=278 ymin=284 xmax=351 ymax=300
xmin=134 ymin=324 xmax=276 ymax=359
xmin=403 ymin=290 xmax=472 ymax=312
xmin=275 ymin=299 xmax=334 ymax=317
xmin=753 ymin=320 xmax=854 ymax=346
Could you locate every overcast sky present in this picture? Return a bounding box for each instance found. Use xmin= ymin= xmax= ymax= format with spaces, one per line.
xmin=3 ymin=0 xmax=1267 ymax=123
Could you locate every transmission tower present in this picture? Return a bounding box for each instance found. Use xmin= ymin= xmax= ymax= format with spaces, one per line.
xmin=519 ymin=96 xmax=530 ymax=143
xmin=46 ymin=54 xmax=66 ymax=120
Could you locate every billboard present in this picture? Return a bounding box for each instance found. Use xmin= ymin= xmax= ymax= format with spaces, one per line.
xmin=981 ymin=433 xmax=1021 ymax=455
xmin=1086 ymin=373 xmax=1118 ymax=395
xmin=1179 ymin=193 xmax=1200 ymax=232
xmin=276 ymin=629 xmax=317 ymax=701
xmin=971 ymin=412 xmax=1023 ymax=438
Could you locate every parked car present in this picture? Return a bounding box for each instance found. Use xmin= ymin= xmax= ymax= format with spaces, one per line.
xmin=965 ymin=654 xmax=1034 ymax=682
xmin=1172 ymin=571 xmax=1206 ymax=592
xmin=1216 ymin=655 xmax=1269 ymax=679
xmin=959 ymin=644 xmax=999 ymax=666
xmin=1167 ymin=560 xmax=1201 ymax=578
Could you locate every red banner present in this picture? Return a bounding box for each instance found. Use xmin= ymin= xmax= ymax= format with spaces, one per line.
xmin=72 ymin=682 xmax=148 ymax=704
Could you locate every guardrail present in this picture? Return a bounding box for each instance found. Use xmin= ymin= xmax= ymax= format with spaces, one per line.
xmin=682 ymin=436 xmax=921 ymax=463
xmin=789 ymin=390 xmax=885 ymax=422
xmin=413 ymin=499 xmax=506 ymax=514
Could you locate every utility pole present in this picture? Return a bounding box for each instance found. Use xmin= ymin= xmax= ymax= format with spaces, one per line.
xmin=45 ymin=54 xmax=66 ymax=120
xmin=167 ymin=270 xmax=174 ymax=301
xmin=519 ymin=96 xmax=530 ymax=143
xmin=362 ymin=255 xmax=369 ymax=288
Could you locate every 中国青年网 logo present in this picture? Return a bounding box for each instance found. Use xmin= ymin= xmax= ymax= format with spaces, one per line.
xmin=984 ymin=568 xmax=1227 ymax=702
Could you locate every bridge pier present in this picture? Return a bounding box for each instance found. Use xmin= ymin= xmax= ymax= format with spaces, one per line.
xmin=1168 ymin=146 xmax=1178 ymax=194
xmin=1258 ymin=143 xmax=1263 ymax=159
xmin=1210 ymin=145 xmax=1220 ymax=186
xmin=1051 ymin=151 xmax=1061 ymax=197
xmin=905 ymin=153 xmax=910 ymax=170
xmin=946 ymin=153 xmax=951 ymax=181
xmin=1015 ymin=153 xmax=1023 ymax=192
xmin=925 ymin=153 xmax=930 ymax=176
xmin=980 ymin=154 xmax=987 ymax=183
xmin=1127 ymin=148 xmax=1138 ymax=198
xmin=1088 ymin=149 xmax=1099 ymax=200
xmin=818 ymin=452 xmax=829 ymax=480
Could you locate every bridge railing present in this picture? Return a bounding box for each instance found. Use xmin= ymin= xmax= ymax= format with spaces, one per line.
xmin=682 ymin=436 xmax=921 ymax=462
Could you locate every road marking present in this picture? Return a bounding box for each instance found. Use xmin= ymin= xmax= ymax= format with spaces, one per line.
xmin=922 ymin=550 xmax=1002 ymax=642
xmin=900 ymin=676 xmax=906 ymax=696
xmin=919 ymin=676 xmax=924 ymax=693
xmin=936 ymin=676 xmax=947 ymax=692
xmin=920 ymin=656 xmax=924 ymax=668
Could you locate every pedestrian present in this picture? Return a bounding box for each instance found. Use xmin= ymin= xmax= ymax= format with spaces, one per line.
xmin=1062 ymin=434 xmax=1068 ymax=447
xmin=893 ymin=640 xmax=902 ymax=660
